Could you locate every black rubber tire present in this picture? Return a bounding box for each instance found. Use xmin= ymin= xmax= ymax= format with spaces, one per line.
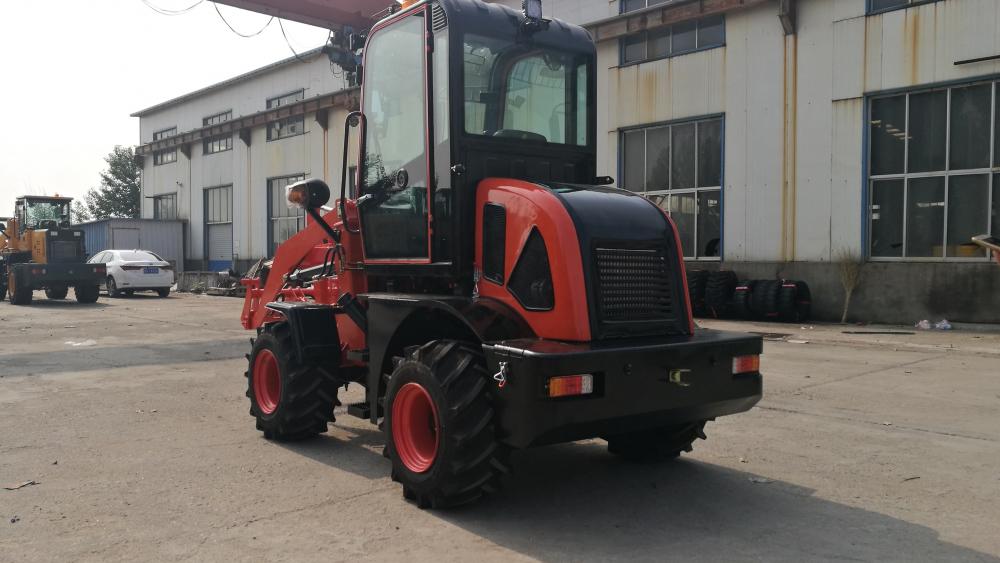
xmin=686 ymin=270 xmax=710 ymax=317
xmin=731 ymin=282 xmax=754 ymax=320
xmin=704 ymin=271 xmax=738 ymax=319
xmin=9 ymin=273 xmax=32 ymax=305
xmin=606 ymin=421 xmax=708 ymax=462
xmin=794 ymin=281 xmax=812 ymax=322
xmin=106 ymin=276 xmax=121 ymax=298
xmin=750 ymin=280 xmax=780 ymax=320
xmin=246 ymin=322 xmax=341 ymax=441
xmin=777 ymin=281 xmax=799 ymax=323
xmin=45 ymin=285 xmax=69 ymax=300
xmin=75 ymin=284 xmax=100 ymax=304
xmin=156 ymin=288 xmax=170 ymax=298
xmin=385 ymin=341 xmax=510 ymax=509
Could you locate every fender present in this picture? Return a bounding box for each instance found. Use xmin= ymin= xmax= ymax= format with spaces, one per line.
xmin=364 ymin=294 xmax=535 ymax=422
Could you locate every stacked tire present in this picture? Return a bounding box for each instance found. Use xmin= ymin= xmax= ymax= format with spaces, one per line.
xmin=686 ymin=270 xmax=737 ymax=319
xmin=686 ymin=272 xmax=811 ymax=323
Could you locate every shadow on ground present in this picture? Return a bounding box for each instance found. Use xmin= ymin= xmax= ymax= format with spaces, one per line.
xmin=281 ymin=430 xmax=998 ymax=562
xmin=0 ymin=338 xmax=249 ymax=377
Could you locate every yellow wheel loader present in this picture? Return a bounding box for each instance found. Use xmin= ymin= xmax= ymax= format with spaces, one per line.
xmin=0 ymin=196 xmax=106 ymax=305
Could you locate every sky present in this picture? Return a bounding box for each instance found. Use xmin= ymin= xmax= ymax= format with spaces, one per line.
xmin=0 ymin=0 xmax=331 ymax=217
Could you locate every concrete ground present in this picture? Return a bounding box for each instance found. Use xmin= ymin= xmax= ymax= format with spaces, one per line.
xmin=1 ymin=292 xmax=999 ymax=562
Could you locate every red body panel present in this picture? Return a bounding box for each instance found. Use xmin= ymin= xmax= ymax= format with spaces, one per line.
xmin=475 ymin=178 xmax=592 ymax=342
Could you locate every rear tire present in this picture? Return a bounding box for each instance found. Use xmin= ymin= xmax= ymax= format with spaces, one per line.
xmin=9 ymin=273 xmax=32 ymax=305
xmin=246 ymin=322 xmax=341 ymax=441
xmin=106 ymin=276 xmax=121 ymax=298
xmin=385 ymin=341 xmax=509 ymax=509
xmin=45 ymin=285 xmax=69 ymax=300
xmin=156 ymin=288 xmax=170 ymax=298
xmin=75 ymin=284 xmax=100 ymax=304
xmin=606 ymin=421 xmax=708 ymax=462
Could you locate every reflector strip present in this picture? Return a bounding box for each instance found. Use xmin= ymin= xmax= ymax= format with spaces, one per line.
xmin=548 ymin=374 xmax=594 ymax=398
xmin=733 ymin=355 xmax=760 ymax=375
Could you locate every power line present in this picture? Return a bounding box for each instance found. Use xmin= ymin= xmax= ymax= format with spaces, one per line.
xmin=140 ymin=0 xmax=203 ymax=16
xmin=212 ymin=3 xmax=274 ymax=37
xmin=278 ymin=18 xmax=313 ymax=63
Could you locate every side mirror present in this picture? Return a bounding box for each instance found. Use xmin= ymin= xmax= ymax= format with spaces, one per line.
xmin=286 ymin=179 xmax=331 ymax=210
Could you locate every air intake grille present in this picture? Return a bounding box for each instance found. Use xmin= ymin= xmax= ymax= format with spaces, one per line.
xmin=594 ymin=247 xmax=674 ymax=323
xmin=432 ymin=4 xmax=448 ymax=31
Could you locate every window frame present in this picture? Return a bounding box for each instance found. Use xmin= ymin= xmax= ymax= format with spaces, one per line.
xmin=266 ymin=174 xmax=307 ymax=256
xmin=866 ymin=0 xmax=944 ymax=16
xmin=618 ymin=15 xmax=725 ymax=67
xmin=266 ymin=90 xmax=306 ymax=142
xmin=619 ymin=114 xmax=725 ymax=261
xmin=866 ymin=79 xmax=999 ymax=262
xmin=152 ymin=193 xmax=178 ymax=220
xmin=152 ymin=127 xmax=178 ymax=166
xmin=619 ymin=0 xmax=671 ymax=14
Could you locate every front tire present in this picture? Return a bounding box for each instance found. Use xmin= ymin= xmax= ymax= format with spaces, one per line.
xmin=75 ymin=284 xmax=100 ymax=304
xmin=246 ymin=322 xmax=340 ymax=441
xmin=606 ymin=421 xmax=708 ymax=462
xmin=385 ymin=341 xmax=509 ymax=509
xmin=156 ymin=288 xmax=170 ymax=298
xmin=9 ymin=273 xmax=32 ymax=305
xmin=45 ymin=284 xmax=69 ymax=300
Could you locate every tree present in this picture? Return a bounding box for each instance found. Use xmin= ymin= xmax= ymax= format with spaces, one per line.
xmin=73 ymin=146 xmax=141 ymax=223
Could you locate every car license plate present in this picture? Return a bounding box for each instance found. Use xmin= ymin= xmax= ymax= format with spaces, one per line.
xmin=144 ymin=267 xmax=159 ymax=274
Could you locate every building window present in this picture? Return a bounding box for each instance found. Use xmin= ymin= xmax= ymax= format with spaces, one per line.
xmin=869 ymin=81 xmax=999 ymax=261
xmin=202 ymin=110 xmax=234 ymax=155
xmin=203 ymin=110 xmax=232 ymax=127
xmin=153 ymin=193 xmax=177 ymax=220
xmin=203 ymin=135 xmax=233 ymax=155
xmin=204 ymin=185 xmax=234 ymax=269
xmin=621 ymin=0 xmax=670 ymax=13
xmin=620 ymin=15 xmax=724 ymax=65
xmin=266 ymin=90 xmax=305 ymax=141
xmin=152 ymin=127 xmax=177 ymax=166
xmin=268 ymin=174 xmax=306 ymax=255
xmin=621 ymin=116 xmax=724 ymax=259
xmin=867 ymin=0 xmax=942 ymax=15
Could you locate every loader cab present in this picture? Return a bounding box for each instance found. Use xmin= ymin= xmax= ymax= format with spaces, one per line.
xmin=356 ymin=0 xmax=596 ymax=287
xmin=15 ymin=196 xmax=72 ymax=235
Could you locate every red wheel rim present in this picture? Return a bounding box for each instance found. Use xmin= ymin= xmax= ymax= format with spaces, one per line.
xmin=392 ymin=383 xmax=440 ymax=474
xmin=253 ymin=349 xmax=281 ymax=415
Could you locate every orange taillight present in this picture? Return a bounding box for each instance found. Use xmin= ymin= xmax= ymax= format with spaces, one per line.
xmin=548 ymin=374 xmax=594 ymax=398
xmin=732 ymin=355 xmax=760 ymax=375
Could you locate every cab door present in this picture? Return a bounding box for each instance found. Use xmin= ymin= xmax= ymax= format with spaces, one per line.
xmin=358 ymin=7 xmax=432 ymax=263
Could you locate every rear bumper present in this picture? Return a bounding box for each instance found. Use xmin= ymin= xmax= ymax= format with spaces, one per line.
xmin=117 ymin=270 xmax=174 ymax=289
xmin=483 ymin=330 xmax=763 ymax=449
xmin=12 ymin=263 xmax=105 ymax=288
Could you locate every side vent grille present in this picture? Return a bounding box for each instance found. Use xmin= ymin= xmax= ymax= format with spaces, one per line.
xmin=482 ymin=203 xmax=506 ymax=284
xmin=508 ymin=228 xmax=554 ymax=311
xmin=432 ymin=4 xmax=448 ymax=31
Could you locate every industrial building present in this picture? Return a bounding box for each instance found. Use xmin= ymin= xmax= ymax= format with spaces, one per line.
xmin=133 ymin=49 xmax=356 ymax=272
xmin=135 ymin=0 xmax=1000 ymax=323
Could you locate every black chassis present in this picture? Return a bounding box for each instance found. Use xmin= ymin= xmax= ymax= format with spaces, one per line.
xmin=7 ymin=261 xmax=105 ymax=290
xmin=355 ymin=294 xmax=762 ymax=450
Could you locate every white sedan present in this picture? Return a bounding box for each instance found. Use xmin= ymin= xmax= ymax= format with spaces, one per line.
xmin=87 ymin=250 xmax=175 ymax=298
